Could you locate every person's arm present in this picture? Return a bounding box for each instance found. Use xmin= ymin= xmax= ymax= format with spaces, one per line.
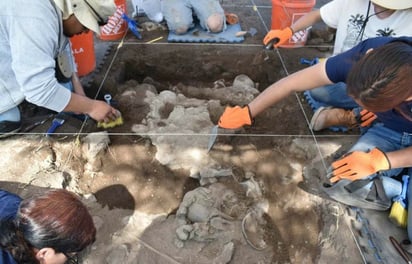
xmin=218 ymin=60 xmax=332 ymax=129
xmin=386 ymin=147 xmax=412 ymax=169
xmin=10 ymin=10 xmax=119 ymax=123
xmin=71 ymin=73 xmax=86 ymax=97
xmin=67 ymin=42 xmax=86 ymax=97
xmin=290 ymin=9 xmax=321 ymax=35
xmin=263 ymin=9 xmax=321 ymax=47
xmin=63 ymin=48 xmax=118 ymax=121
xmin=220 ymin=36 xmax=386 ymax=129
xmin=63 ymin=93 xmax=120 ymax=123
xmin=248 ymin=59 xmax=329 ymax=117
xmin=330 ymin=146 xmax=412 ymax=183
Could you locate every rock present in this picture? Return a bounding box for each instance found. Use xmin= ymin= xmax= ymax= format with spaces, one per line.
xmin=105 ymin=244 xmax=129 ymax=263
xmin=233 ymin=74 xmax=256 ymax=90
xmin=82 ymin=132 xmax=110 ymax=172
xmin=213 ymin=241 xmax=234 ymax=264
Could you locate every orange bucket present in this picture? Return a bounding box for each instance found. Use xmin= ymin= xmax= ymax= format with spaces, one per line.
xmin=70 ymin=31 xmax=96 ymax=77
xmin=100 ymin=0 xmax=127 ymax=40
xmin=271 ymin=0 xmax=316 ymax=48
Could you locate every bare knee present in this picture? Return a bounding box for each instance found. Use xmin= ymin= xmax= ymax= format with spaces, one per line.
xmin=206 ymin=13 xmax=224 ymax=33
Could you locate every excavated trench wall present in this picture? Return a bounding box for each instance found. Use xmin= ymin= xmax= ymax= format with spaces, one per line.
xmin=88 ymin=43 xmax=326 ymax=98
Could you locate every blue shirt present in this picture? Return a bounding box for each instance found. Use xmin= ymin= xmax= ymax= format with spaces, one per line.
xmin=326 ymin=36 xmax=412 ymax=133
xmin=0 ymin=190 xmax=22 ymax=264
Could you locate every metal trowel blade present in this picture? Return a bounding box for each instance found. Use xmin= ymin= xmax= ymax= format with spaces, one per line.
xmin=207 ymin=125 xmax=219 ymax=153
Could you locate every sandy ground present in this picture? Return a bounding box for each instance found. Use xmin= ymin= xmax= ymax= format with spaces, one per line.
xmin=2 ymin=75 xmax=405 ymax=263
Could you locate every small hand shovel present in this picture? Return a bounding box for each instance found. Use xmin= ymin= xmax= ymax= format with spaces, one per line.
xmin=207 ymin=125 xmax=219 ymax=153
xmin=235 ymin=27 xmax=257 ymax=37
xmin=252 ymin=38 xmax=279 ymax=65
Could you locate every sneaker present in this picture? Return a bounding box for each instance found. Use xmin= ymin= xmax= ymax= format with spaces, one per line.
xmin=225 ymin=12 xmax=239 ymax=25
xmin=310 ymin=106 xmax=357 ymax=131
xmin=0 ymin=120 xmax=22 ymax=138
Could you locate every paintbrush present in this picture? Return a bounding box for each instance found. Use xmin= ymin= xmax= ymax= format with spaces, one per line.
xmin=97 ymin=94 xmax=124 ymax=129
xmin=389 ymin=175 xmax=409 ymax=228
xmin=97 ymin=115 xmax=124 ymax=129
xmin=46 ymin=114 xmax=66 ymax=136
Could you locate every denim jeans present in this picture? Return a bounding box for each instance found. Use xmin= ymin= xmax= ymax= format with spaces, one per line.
xmin=161 ymin=0 xmax=225 ymax=33
xmin=0 ymin=106 xmax=21 ymax=122
xmin=308 ymin=82 xmax=374 ymax=132
xmin=308 ymin=82 xmax=358 ymax=109
xmin=345 ymin=123 xmax=412 ymax=239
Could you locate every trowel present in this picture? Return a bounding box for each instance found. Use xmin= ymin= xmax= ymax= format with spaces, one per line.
xmin=252 ymin=38 xmax=279 ymax=65
xmin=207 ymin=125 xmax=245 ymax=153
xmin=207 ymin=125 xmax=219 ymax=153
xmin=264 ymin=37 xmax=280 ymax=50
xmin=235 ymin=27 xmax=257 ymax=38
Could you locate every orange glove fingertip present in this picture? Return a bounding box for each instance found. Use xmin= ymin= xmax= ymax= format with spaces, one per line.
xmin=329 ymin=176 xmax=340 ymax=183
xmin=360 ymin=109 xmax=368 ymax=116
xmin=359 ymin=109 xmax=377 ymax=127
xmin=331 ymin=156 xmax=350 ymax=169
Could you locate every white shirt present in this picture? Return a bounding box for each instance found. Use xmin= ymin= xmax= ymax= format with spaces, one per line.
xmin=0 ymin=0 xmax=72 ymax=113
xmin=320 ymin=0 xmax=412 ymax=54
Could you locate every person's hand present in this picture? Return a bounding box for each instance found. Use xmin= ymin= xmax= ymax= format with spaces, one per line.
xmin=263 ymin=27 xmax=293 ymax=48
xmin=218 ymin=106 xmax=252 ymax=129
xmin=329 ymin=148 xmax=391 ymax=183
xmin=359 ymin=109 xmax=377 ymax=127
xmin=88 ymin=100 xmax=121 ymax=123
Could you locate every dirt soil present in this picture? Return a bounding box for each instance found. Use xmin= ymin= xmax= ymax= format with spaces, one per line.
xmin=0 ymin=1 xmax=409 ymax=263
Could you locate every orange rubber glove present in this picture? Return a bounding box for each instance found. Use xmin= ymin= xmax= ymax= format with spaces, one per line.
xmin=330 ymin=148 xmax=391 ymax=183
xmin=218 ymin=106 xmax=252 ymax=129
xmin=359 ymin=109 xmax=377 ymax=127
xmin=263 ymin=27 xmax=293 ymax=48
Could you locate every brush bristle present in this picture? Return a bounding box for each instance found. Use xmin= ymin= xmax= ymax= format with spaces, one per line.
xmin=97 ymin=116 xmax=124 ymax=129
xmin=389 ymin=202 xmax=408 ymax=228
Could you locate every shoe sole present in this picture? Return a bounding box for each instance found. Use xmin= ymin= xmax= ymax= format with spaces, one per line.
xmin=309 ymin=106 xmax=331 ymax=131
xmin=304 ymin=91 xmax=348 ymax=132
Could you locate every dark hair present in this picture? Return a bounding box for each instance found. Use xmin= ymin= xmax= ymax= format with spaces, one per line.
xmin=0 ymin=189 xmax=96 ymax=263
xmin=0 ymin=220 xmax=36 ymax=263
xmin=347 ymin=41 xmax=412 ymax=113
